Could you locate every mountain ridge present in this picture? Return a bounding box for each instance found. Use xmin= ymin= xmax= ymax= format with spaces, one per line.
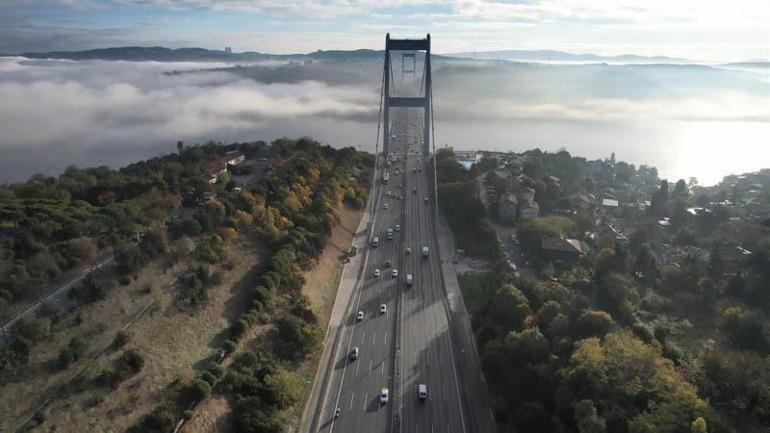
xmin=3 ymin=45 xmax=711 ymax=64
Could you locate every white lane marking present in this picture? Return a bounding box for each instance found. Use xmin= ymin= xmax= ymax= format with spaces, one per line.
xmin=349 ymin=392 xmax=355 ymax=410
xmin=361 ymin=332 xmax=366 ymax=345
xmin=381 ymin=361 xmax=384 ymax=375
xmin=328 ymin=180 xmax=385 ymax=433
xmin=356 ymin=359 xmax=361 ymax=376
xmin=383 ymin=331 xmax=387 ymax=345
xmin=369 ymin=360 xmax=373 ymax=372
xmin=363 ymin=393 xmax=368 ymax=412
xmin=372 ymin=332 xmax=376 ymax=346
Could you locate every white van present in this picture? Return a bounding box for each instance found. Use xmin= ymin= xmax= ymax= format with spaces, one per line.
xmin=418 ymin=384 xmax=428 ymax=400
xmin=372 ymin=237 xmax=379 ymax=247
xmin=406 ymin=274 xmax=413 ymax=287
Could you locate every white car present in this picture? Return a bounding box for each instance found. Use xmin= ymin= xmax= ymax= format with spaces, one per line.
xmin=384 ymin=203 xmax=389 ymax=210
xmin=356 ymin=311 xmax=364 ymax=321
xmin=418 ymin=384 xmax=428 ymax=400
xmin=379 ymin=304 xmax=387 ymax=314
xmin=424 ymin=196 xmax=429 ymax=203
xmin=394 ymin=224 xmax=400 ymax=232
xmin=350 ymin=347 xmax=359 ymax=361
xmin=380 ymin=388 xmax=389 ymax=404
xmin=391 ymin=269 xmax=398 ymax=278
xmin=374 ymin=269 xmax=381 ymax=277
xmin=406 ymin=247 xmax=412 ymax=255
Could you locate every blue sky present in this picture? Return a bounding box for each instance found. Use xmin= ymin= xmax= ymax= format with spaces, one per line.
xmin=1 ymin=0 xmax=768 ymax=61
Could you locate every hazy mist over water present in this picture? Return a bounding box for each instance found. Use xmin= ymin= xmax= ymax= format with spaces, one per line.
xmin=0 ymin=55 xmax=768 ymax=185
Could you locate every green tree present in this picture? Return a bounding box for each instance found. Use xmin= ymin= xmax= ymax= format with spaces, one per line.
xmin=486 ymin=283 xmax=531 ymax=333
xmin=577 ymin=311 xmax=614 ymax=339
xmin=574 ymin=399 xmax=607 ymax=433
xmin=596 ymin=273 xmax=639 ymax=324
xmin=690 ymin=417 xmax=707 ymax=433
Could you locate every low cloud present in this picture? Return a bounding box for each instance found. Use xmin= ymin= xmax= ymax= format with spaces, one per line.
xmin=0 ymin=56 xmax=767 ymax=184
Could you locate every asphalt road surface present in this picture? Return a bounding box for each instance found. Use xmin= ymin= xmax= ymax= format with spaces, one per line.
xmin=314 ymin=105 xmax=481 ymax=433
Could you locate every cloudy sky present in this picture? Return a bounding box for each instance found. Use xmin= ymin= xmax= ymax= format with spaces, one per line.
xmin=1 ymin=0 xmax=768 ymax=61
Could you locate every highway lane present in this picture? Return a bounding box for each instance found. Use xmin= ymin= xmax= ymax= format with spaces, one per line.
xmin=318 ymin=109 xmax=411 ymax=433
xmin=399 ymin=112 xmax=466 ymax=433
xmin=317 ymin=105 xmax=475 ymax=433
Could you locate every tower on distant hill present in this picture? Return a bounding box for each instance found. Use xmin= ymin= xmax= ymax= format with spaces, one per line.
xmin=225 ymin=47 xmax=232 ymax=54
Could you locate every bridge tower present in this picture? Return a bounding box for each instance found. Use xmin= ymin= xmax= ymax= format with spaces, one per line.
xmin=382 ymin=33 xmax=432 ymax=157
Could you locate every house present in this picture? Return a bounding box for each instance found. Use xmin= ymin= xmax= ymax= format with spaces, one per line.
xmin=519 ymin=187 xmax=536 ymax=203
xmin=542 ymin=237 xmax=584 ymax=265
xmin=519 ymin=200 xmax=540 ymax=219
xmin=602 ymin=198 xmax=619 ymax=208
xmin=499 ymin=194 xmax=518 ymax=225
xmin=203 ymin=152 xmax=245 ymax=184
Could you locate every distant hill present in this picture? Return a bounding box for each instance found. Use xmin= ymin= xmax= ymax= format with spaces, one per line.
xmin=6 ymin=46 xmax=684 ymax=65
xmin=5 ymin=46 xmax=397 ymax=63
xmin=11 ymin=46 xmax=296 ymax=62
xmin=445 ymin=49 xmax=689 ymax=64
xmin=719 ymin=61 xmax=770 ymax=69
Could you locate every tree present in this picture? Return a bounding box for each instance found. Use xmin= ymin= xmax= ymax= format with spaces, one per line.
xmin=650 ymin=180 xmax=669 ymax=217
xmin=691 ymin=417 xmax=707 ymax=433
xmin=596 ymin=273 xmax=639 ymax=324
xmin=673 ymin=179 xmax=689 ymax=197
xmin=574 ymin=399 xmax=607 ymax=433
xmin=595 ymin=242 xmax=630 ymax=277
xmin=562 ymin=332 xmax=708 ymax=433
xmin=486 ymin=283 xmax=531 ymax=333
xmin=577 ymin=311 xmax=614 ymax=339
xmin=719 ymin=306 xmax=768 ymax=353
xmin=232 ymin=397 xmax=283 ymax=433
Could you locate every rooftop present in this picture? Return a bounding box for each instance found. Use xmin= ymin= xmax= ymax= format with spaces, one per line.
xmin=542 ymin=237 xmax=583 ymax=254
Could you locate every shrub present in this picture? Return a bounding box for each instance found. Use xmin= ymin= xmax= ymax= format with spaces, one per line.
xmin=222 ymin=340 xmax=237 ymax=353
xmin=189 ymin=378 xmax=211 ymax=401
xmin=57 ymin=346 xmax=77 ymax=369
xmin=118 ymin=349 xmax=146 ymax=373
xmin=56 ymin=336 xmax=88 ymax=369
xmin=200 ymin=371 xmax=218 ymax=386
xmin=662 ymin=340 xmax=685 ymax=365
xmin=207 ymin=363 xmax=225 ymax=379
xmin=231 ymin=319 xmax=249 ymax=339
xmin=128 ymin=403 xmax=176 ymax=433
xmin=254 ymin=286 xmax=271 ymax=304
xmin=13 ymin=316 xmax=51 ymax=343
xmin=631 ymin=322 xmax=655 ymax=343
xmin=113 ymin=330 xmax=131 ymax=348
xmin=38 ymin=302 xmax=60 ymax=319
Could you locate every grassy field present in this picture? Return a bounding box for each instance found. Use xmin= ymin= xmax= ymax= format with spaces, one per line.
xmin=0 ymin=235 xmax=263 ymax=433
xmin=185 ymin=207 xmax=362 ymax=433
